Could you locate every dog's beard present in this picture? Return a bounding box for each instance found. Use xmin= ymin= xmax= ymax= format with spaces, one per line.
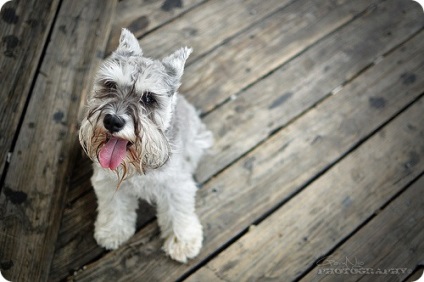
xmin=79 ymin=110 xmax=171 ymax=183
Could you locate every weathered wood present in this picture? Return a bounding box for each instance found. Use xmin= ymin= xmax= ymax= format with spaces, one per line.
xmin=180 ymin=0 xmax=382 ymax=113
xmin=195 ymin=0 xmax=424 ymax=183
xmin=0 ymin=0 xmax=60 ymax=176
xmin=189 ymin=100 xmax=424 ymax=281
xmin=0 ymin=0 xmax=116 ymax=281
xmin=52 ymin=0 xmax=382 ymax=277
xmin=64 ymin=153 xmax=93 ymax=203
xmin=139 ymin=0 xmax=295 ymax=62
xmin=105 ymin=0 xmax=206 ymax=55
xmin=300 ymin=176 xmax=424 ymax=282
xmin=49 ymin=192 xmax=156 ymax=280
xmin=71 ymin=25 xmax=424 ymax=282
xmin=49 ymin=191 xmax=104 ymax=280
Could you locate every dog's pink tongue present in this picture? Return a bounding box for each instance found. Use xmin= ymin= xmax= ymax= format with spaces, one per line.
xmin=99 ymin=137 xmax=128 ymax=170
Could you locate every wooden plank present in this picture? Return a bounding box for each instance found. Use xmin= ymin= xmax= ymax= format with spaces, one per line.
xmin=0 ymin=0 xmax=116 ymax=280
xmin=0 ymin=0 xmax=60 ymax=176
xmin=180 ymin=0 xmax=383 ymax=114
xmin=300 ymin=176 xmax=424 ymax=282
xmin=138 ymin=0 xmax=296 ymax=62
xmin=64 ymin=153 xmax=92 ymax=203
xmin=186 ymin=97 xmax=424 ymax=280
xmin=195 ymin=0 xmax=424 ymax=183
xmin=71 ymin=25 xmax=424 ymax=282
xmin=105 ymin=0 xmax=206 ymax=55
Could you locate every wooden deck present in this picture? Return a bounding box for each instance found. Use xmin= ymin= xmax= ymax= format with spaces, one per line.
xmin=1 ymin=0 xmax=423 ymax=281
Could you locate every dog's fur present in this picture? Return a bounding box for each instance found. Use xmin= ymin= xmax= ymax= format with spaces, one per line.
xmin=79 ymin=29 xmax=212 ymax=263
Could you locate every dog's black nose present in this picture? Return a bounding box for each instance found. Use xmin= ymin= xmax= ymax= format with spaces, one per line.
xmin=103 ymin=114 xmax=125 ymax=133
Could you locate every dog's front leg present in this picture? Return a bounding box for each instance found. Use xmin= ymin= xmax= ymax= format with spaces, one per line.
xmin=91 ymin=170 xmax=138 ymax=250
xmin=156 ymin=177 xmax=203 ymax=263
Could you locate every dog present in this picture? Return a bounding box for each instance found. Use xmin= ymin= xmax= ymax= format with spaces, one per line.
xmin=79 ymin=29 xmax=213 ymax=263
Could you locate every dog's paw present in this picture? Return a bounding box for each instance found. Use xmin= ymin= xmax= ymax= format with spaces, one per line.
xmin=94 ymin=223 xmax=135 ymax=250
xmin=163 ymin=232 xmax=203 ymax=263
xmin=162 ymin=220 xmax=203 ymax=263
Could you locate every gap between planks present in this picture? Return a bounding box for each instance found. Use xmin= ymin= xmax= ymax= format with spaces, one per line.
xmin=299 ymin=172 xmax=424 ymax=282
xmin=294 ymin=170 xmax=424 ymax=282
xmin=186 ymin=95 xmax=424 ymax=282
xmin=0 ymin=0 xmax=116 ymax=281
xmin=184 ymin=86 xmax=424 ymax=282
xmin=195 ymin=0 xmax=424 ymax=183
xmin=197 ymin=26 xmax=424 ymax=187
xmin=53 ymin=0 xmax=424 ymax=278
xmin=68 ymin=13 xmax=422 ymax=279
xmin=106 ymin=0 xmax=209 ymax=55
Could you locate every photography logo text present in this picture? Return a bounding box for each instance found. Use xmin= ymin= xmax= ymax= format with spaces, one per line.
xmin=316 ymin=256 xmax=412 ymax=276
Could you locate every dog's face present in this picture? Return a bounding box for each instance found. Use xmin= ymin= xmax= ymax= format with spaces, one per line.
xmin=79 ymin=29 xmax=191 ymax=175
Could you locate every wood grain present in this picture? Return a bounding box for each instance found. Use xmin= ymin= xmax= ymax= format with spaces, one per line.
xmin=0 ymin=0 xmax=59 ymax=176
xmin=301 ymin=175 xmax=424 ymax=282
xmin=64 ymin=153 xmax=93 ymax=203
xmin=105 ymin=0 xmax=206 ymax=55
xmin=195 ymin=0 xmax=424 ymax=182
xmin=138 ymin=0 xmax=295 ymax=62
xmin=49 ymin=192 xmax=156 ymax=280
xmin=0 ymin=0 xmax=116 ymax=280
xmin=180 ymin=0 xmax=381 ymax=113
xmin=188 ymin=96 xmax=424 ymax=281
xmin=71 ymin=25 xmax=424 ymax=282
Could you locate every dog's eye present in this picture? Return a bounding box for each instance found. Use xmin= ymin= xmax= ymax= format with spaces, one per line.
xmin=141 ymin=92 xmax=156 ymax=105
xmin=104 ymin=81 xmax=117 ymax=89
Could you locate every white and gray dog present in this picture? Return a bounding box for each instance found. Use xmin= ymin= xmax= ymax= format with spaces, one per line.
xmin=79 ymin=29 xmax=212 ymax=263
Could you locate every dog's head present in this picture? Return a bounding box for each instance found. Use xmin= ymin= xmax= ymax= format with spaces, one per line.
xmin=79 ymin=29 xmax=191 ymax=176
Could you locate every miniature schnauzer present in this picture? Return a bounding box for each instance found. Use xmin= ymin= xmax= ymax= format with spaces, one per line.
xmin=79 ymin=29 xmax=212 ymax=263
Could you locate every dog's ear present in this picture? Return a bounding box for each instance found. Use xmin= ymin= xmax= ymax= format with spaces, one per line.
xmin=162 ymin=47 xmax=192 ymax=80
xmin=116 ymin=28 xmax=142 ymax=56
